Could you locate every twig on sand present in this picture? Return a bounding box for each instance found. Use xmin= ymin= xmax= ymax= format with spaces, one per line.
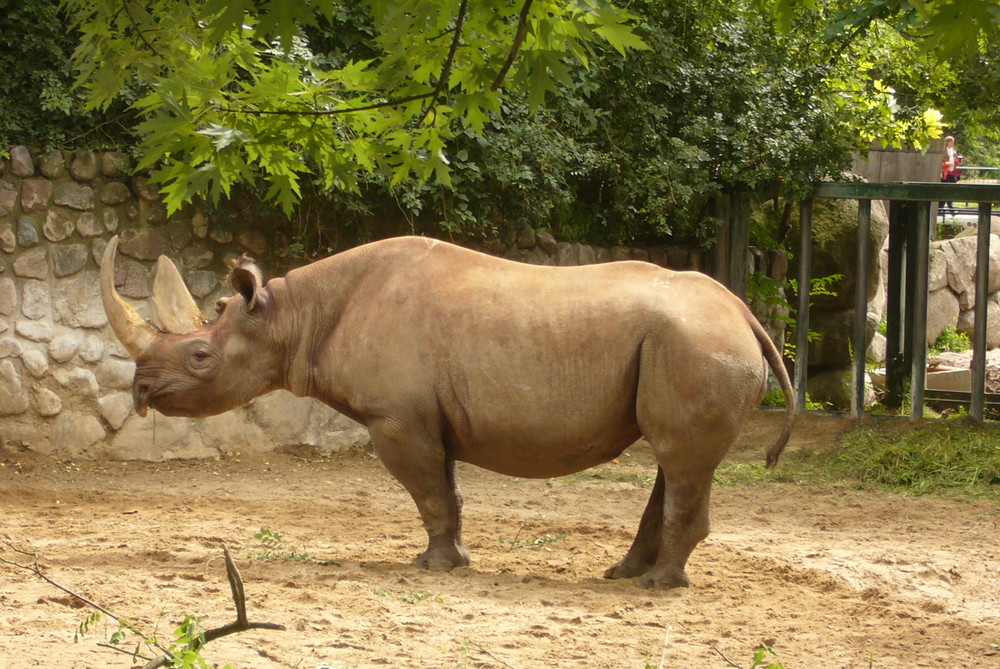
xmin=711 ymin=644 xmax=743 ymax=668
xmin=658 ymin=625 xmax=673 ymax=669
xmin=1 ymin=538 xmax=283 ymax=668
xmin=471 ymin=641 xmax=518 ymax=668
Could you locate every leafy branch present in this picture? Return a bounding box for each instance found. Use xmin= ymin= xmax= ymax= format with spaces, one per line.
xmin=491 ymin=0 xmax=534 ymax=91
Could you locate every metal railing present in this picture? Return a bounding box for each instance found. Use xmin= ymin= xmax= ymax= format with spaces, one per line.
xmin=958 ymin=165 xmax=1000 ymax=184
xmin=797 ymin=182 xmax=1000 ymax=421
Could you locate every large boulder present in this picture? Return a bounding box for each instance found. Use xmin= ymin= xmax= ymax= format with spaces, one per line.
xmin=772 ymin=196 xmax=889 ymax=407
xmin=789 ymin=197 xmax=890 ymax=315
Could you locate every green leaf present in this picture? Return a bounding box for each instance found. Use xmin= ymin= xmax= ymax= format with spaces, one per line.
xmin=594 ymin=21 xmax=648 ymax=57
xmin=197 ymin=123 xmax=253 ymax=150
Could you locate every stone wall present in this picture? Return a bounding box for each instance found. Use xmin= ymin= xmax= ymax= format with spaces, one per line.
xmin=0 ymin=146 xmax=720 ymax=461
xmin=916 ymin=225 xmax=1000 ymax=349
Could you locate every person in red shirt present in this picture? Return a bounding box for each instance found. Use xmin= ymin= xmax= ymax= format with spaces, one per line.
xmin=940 ymin=135 xmax=961 ymax=214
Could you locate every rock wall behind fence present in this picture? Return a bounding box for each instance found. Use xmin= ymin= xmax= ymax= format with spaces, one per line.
xmin=0 ymin=146 xmax=720 ymax=461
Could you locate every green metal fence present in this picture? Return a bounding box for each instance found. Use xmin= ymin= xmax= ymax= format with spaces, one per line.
xmin=798 ymin=182 xmax=1000 ymax=421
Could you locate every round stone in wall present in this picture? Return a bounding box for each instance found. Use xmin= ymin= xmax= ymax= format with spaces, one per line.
xmin=52 ymin=273 xmax=109 ymax=328
xmin=0 ymin=336 xmax=22 ymax=358
xmin=99 ymin=181 xmax=131 ymax=206
xmin=51 ymin=411 xmax=106 ymax=456
xmin=79 ymin=334 xmax=105 ymax=363
xmin=39 ymin=149 xmax=66 ymax=178
xmin=53 ymin=244 xmax=89 ymax=278
xmin=119 ymin=228 xmax=169 ymax=260
xmin=185 ymin=270 xmax=218 ymax=298
xmin=15 ymin=320 xmax=54 ymax=342
xmin=53 ymin=366 xmax=100 ymax=398
xmin=182 ymin=244 xmax=214 ymax=270
xmin=101 ymin=151 xmax=131 ymax=177
xmin=117 ymin=259 xmax=151 ymax=299
xmin=0 ymin=277 xmax=15 ymax=315
xmin=96 ymin=358 xmax=136 ymax=390
xmin=22 ymin=348 xmax=49 ymax=378
xmin=131 ymin=176 xmax=159 ymax=200
xmin=238 ymin=228 xmax=268 ymax=255
xmin=16 ymin=216 xmax=39 ymax=248
xmin=49 ymin=333 xmax=83 ymax=363
xmin=0 ymin=359 xmax=29 ymax=415
xmin=69 ymin=151 xmax=99 ymax=182
xmin=0 ymin=181 xmax=16 ymax=218
xmin=102 ymin=208 xmax=120 ymax=233
xmin=13 ymin=248 xmax=48 ymax=279
xmin=20 ymin=179 xmax=53 ymax=213
xmin=9 ymin=146 xmax=34 ymax=177
xmin=98 ymin=392 xmax=132 ymax=430
xmin=77 ymin=212 xmax=104 ymax=237
xmin=43 ymin=207 xmax=77 ymax=243
xmin=35 ymin=388 xmax=62 ymax=417
xmin=21 ymin=280 xmax=50 ymax=320
xmin=52 ymin=182 xmax=96 ymax=211
xmin=0 ymin=223 xmax=14 ymax=253
xmin=210 ymin=228 xmax=234 ymax=244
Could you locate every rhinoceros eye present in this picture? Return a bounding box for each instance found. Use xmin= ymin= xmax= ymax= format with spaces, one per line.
xmin=187 ymin=345 xmax=217 ymax=373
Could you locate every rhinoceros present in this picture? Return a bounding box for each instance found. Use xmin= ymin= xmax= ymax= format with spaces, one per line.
xmin=101 ymin=234 xmax=793 ymax=589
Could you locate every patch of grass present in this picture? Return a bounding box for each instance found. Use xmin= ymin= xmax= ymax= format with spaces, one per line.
xmin=501 ymin=529 xmax=566 ymax=551
xmin=560 ymin=470 xmax=655 ymax=487
xmin=242 ymin=528 xmax=340 ymax=566
xmin=373 ymin=587 xmax=443 ymax=604
xmin=713 ymin=462 xmax=774 ymax=486
xmin=770 ymin=419 xmax=1000 ymax=498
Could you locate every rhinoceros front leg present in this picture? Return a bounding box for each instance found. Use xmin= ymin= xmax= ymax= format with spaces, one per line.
xmin=368 ymin=417 xmax=470 ymax=572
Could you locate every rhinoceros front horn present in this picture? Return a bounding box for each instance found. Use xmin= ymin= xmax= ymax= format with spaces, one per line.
xmin=101 ymin=236 xmax=156 ymax=359
xmin=101 ymin=237 xmax=210 ymax=359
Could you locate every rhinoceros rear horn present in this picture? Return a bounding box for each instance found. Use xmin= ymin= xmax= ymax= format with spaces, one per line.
xmin=152 ymin=255 xmax=207 ymax=334
xmin=100 ymin=236 xmax=156 ymax=359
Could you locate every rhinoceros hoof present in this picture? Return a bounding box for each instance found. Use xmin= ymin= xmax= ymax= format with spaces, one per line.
xmin=603 ymin=558 xmax=653 ymax=580
xmin=415 ymin=547 xmax=470 ymax=572
xmin=636 ymin=566 xmax=690 ymax=590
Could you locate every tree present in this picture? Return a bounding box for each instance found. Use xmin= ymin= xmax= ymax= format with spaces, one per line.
xmin=0 ymin=0 xmax=135 ymax=150
xmin=765 ymin=0 xmax=1000 ymax=60
xmin=62 ymin=0 xmax=646 ymax=215
xmin=411 ymin=0 xmax=951 ymax=246
xmin=58 ymin=0 xmax=997 ymax=250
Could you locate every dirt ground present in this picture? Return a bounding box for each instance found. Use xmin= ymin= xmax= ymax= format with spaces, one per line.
xmin=1 ymin=415 xmax=998 ymax=669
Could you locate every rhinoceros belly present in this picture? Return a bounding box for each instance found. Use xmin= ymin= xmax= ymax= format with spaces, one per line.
xmin=440 ymin=345 xmax=643 ymax=478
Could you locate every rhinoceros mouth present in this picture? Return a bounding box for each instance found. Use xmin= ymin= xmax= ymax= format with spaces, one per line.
xmin=132 ymin=381 xmax=155 ymax=417
xmin=133 ymin=382 xmax=219 ymax=419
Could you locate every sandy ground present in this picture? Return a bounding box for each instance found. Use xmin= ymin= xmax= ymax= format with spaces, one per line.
xmin=1 ymin=421 xmax=998 ymax=669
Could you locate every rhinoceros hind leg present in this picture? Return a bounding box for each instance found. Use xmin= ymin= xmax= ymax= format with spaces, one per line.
xmin=634 ymin=465 xmax=715 ymax=589
xmin=604 ymin=467 xmax=664 ymax=580
xmin=369 ymin=418 xmax=469 ymax=572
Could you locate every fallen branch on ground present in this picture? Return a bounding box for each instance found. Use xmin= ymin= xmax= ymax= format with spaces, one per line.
xmin=0 ymin=538 xmax=284 ymax=668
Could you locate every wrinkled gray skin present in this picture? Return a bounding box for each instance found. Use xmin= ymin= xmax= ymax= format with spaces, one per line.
xmin=102 ymin=235 xmax=794 ymax=589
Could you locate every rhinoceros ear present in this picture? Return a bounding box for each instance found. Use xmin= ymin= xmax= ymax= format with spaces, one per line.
xmin=231 ymin=265 xmax=262 ymax=312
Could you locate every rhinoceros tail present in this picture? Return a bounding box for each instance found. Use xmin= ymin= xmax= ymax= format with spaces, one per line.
xmin=745 ymin=310 xmax=795 ymax=469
